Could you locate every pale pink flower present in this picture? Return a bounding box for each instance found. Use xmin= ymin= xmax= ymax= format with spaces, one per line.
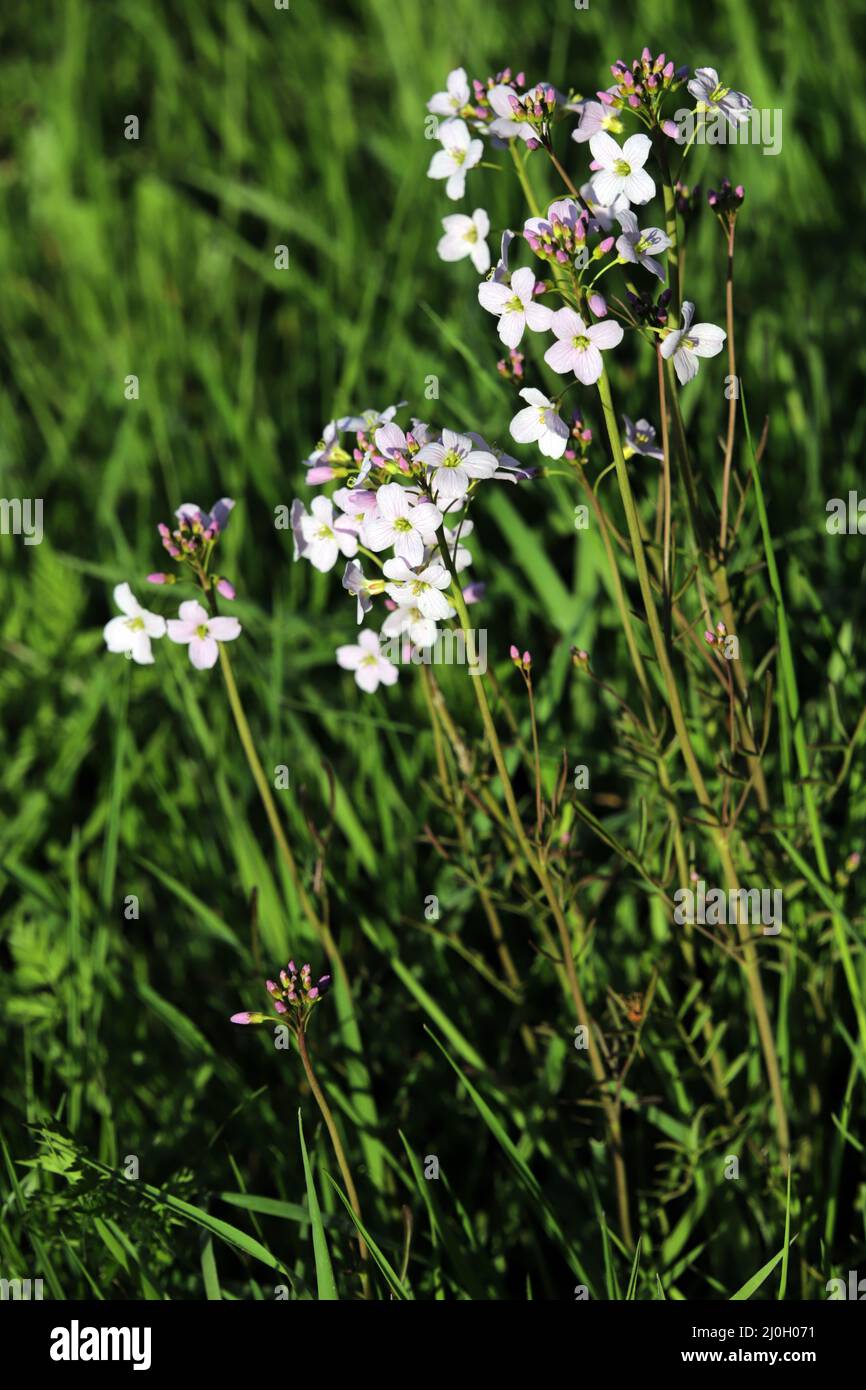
xmin=336 ymin=629 xmax=399 ymax=693
xmin=543 ymin=308 xmax=624 ymax=384
xmin=167 ymin=600 xmax=242 ymax=670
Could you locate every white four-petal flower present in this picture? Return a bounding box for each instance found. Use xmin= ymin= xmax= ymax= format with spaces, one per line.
xmin=416 ymin=428 xmax=498 ymax=500
xmin=103 ymin=583 xmax=166 ymax=665
xmin=589 ymin=131 xmax=655 ymax=207
xmin=166 ymin=600 xmax=242 ymax=670
xmin=543 ymin=308 xmax=624 ymax=385
xmin=362 ymin=484 xmax=443 ymax=566
xmin=336 ymin=629 xmax=399 ymax=693
xmin=427 ymin=119 xmax=483 ymax=200
xmin=299 ymin=495 xmax=359 ymax=573
xmin=383 ymin=559 xmax=452 ymax=619
xmin=427 ymin=67 xmax=471 ymax=120
xmin=509 ymin=388 xmax=570 ymax=458
xmin=478 ymin=265 xmax=553 ymax=349
xmin=660 ymin=301 xmax=726 ymax=384
xmin=437 ymin=208 xmax=491 ymax=274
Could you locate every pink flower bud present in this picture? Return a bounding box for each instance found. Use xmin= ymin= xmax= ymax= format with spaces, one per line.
xmin=588 ymin=292 xmax=608 ymax=317
xmin=217 ymin=578 xmax=236 ymax=600
xmin=147 ymin=572 xmax=169 ymax=584
xmin=510 ymin=644 xmax=520 ymax=661
xmin=522 ymin=650 xmax=531 ymax=668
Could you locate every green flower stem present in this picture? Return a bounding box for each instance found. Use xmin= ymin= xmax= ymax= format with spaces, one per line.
xmin=217 ymin=643 xmax=369 ymax=1076
xmin=578 ymin=470 xmax=730 ymax=1100
xmin=419 ymin=664 xmax=535 ymax=1051
xmin=655 ymin=136 xmax=682 ymax=314
xmin=296 ymin=1024 xmax=370 ymax=1290
xmin=436 ymin=528 xmax=633 ymax=1247
xmin=656 ymin=166 xmax=770 ymax=812
xmin=596 ymin=367 xmax=789 ymax=1158
xmin=719 ymin=218 xmax=738 ymax=557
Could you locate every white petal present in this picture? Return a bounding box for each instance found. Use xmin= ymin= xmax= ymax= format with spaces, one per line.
xmin=497 ymin=308 xmax=526 ymax=349
xmin=376 ymin=483 xmax=409 ymax=521
xmin=591 ymin=169 xmax=625 ymax=207
xmin=624 ymin=167 xmax=655 ymax=205
xmin=336 ymin=643 xmax=363 ymax=670
xmin=478 ymin=280 xmax=511 ymax=315
xmin=573 ymin=344 xmax=603 ymax=385
xmin=622 ymin=133 xmax=652 ymax=169
xmin=104 ymin=616 xmax=134 ymax=653
xmin=189 ymin=635 xmax=219 ymax=670
xmin=510 ymin=406 xmax=543 ymax=444
xmin=207 ymin=617 xmax=241 ymax=641
xmin=588 ymin=130 xmax=622 ymax=166
xmin=112 ymin=582 xmax=139 ymax=617
xmin=587 ymin=320 xmax=624 ymax=350
xmin=130 ymin=631 xmax=155 ymax=665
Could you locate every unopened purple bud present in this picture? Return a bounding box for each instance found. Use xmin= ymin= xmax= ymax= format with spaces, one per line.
xmin=663 ymin=61 xmax=674 ymax=79
xmin=462 ymin=581 xmax=486 ymax=605
xmin=526 ymin=137 xmax=541 ymax=150
xmin=628 ymin=93 xmax=640 ymax=108
xmin=599 ymin=236 xmax=615 ymax=254
xmin=510 ymin=644 xmax=520 ymax=661
xmin=147 ymin=572 xmax=169 ymax=584
xmin=522 ymin=650 xmax=531 ymax=668
xmin=216 ymin=578 xmax=236 ymax=600
xmin=588 ymin=292 xmax=608 ymax=317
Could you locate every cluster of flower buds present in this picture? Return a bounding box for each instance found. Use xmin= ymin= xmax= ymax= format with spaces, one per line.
xmin=600 ymin=49 xmax=688 ymax=116
xmin=625 ymin=285 xmax=672 ymax=329
xmin=470 ymin=67 xmax=526 ymax=120
xmin=564 ymin=410 xmax=593 ymax=464
xmin=510 ymin=644 xmax=532 ymax=672
xmin=524 ymin=199 xmax=588 ymax=265
xmin=704 ymin=620 xmax=729 ymax=646
xmin=150 ymin=498 xmax=237 ymax=598
xmin=231 ymin=961 xmax=332 ymax=1030
xmin=497 ymin=348 xmax=525 ymax=382
xmin=708 ymin=178 xmax=745 ymax=218
xmin=506 ymin=83 xmax=557 ymax=147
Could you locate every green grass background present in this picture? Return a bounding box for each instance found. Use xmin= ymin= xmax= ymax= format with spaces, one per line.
xmin=1 ymin=0 xmax=865 ymax=1299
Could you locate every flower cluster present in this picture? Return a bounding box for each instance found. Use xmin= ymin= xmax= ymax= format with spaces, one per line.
xmin=292 ymin=406 xmax=530 ymax=691
xmin=600 ymin=49 xmax=688 ymax=124
xmin=230 ymin=962 xmax=331 ymax=1031
xmin=103 ymin=499 xmax=242 ymax=669
xmin=708 ymin=177 xmax=746 ymax=219
xmin=425 ymin=50 xmax=741 ymax=453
